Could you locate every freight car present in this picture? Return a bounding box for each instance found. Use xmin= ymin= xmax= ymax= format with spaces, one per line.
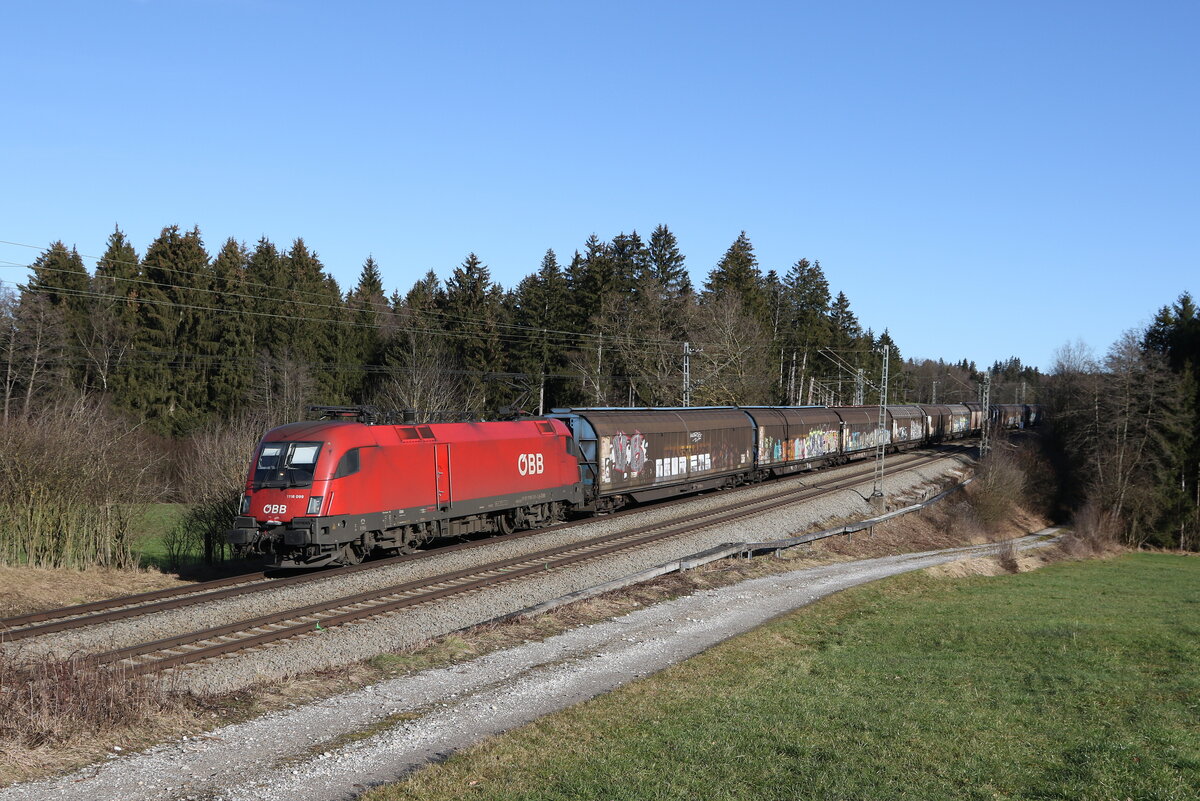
xmin=992 ymin=403 xmax=1045 ymax=429
xmin=230 ymin=401 xmax=1041 ymax=568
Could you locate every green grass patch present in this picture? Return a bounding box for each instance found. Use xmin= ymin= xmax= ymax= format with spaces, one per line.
xmin=368 ymin=554 xmax=1200 ymax=801
xmin=127 ymin=503 xmax=190 ymax=568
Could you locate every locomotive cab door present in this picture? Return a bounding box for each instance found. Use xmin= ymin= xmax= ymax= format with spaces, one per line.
xmin=434 ymin=444 xmax=452 ymax=511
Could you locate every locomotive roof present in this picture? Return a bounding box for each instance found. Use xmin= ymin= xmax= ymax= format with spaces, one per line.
xmin=261 ymin=417 xmax=568 ymax=446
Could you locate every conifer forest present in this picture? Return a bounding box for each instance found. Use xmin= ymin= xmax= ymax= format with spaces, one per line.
xmin=0 ymin=224 xmax=1195 ymax=565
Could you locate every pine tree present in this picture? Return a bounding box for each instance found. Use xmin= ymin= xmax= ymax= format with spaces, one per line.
xmin=829 ymin=291 xmax=861 ymax=347
xmin=564 ymin=249 xmax=589 ymax=333
xmin=84 ymin=227 xmax=141 ymax=397
xmin=704 ymin=232 xmax=766 ymax=323
xmin=94 ymin=226 xmax=140 ymax=303
xmin=23 ymin=242 xmax=90 ymax=390
xmin=440 ymin=253 xmax=505 ymax=413
xmin=25 ymin=241 xmax=90 ymax=310
xmin=245 ymin=236 xmax=286 ymax=357
xmin=135 ymin=225 xmax=215 ymax=432
xmin=345 ymin=255 xmax=389 ymax=400
xmin=1144 ymin=292 xmax=1200 ymax=549
xmin=508 ymin=249 xmax=572 ymax=411
xmin=405 ymin=269 xmax=445 ymax=312
xmin=281 ymin=238 xmax=344 ymax=405
xmin=609 ymin=231 xmax=647 ymax=295
xmin=573 ymin=234 xmax=620 ymax=326
xmin=781 ymin=258 xmax=832 ymax=403
xmin=646 ymin=224 xmax=692 ymax=299
xmin=209 ymin=238 xmax=254 ymax=416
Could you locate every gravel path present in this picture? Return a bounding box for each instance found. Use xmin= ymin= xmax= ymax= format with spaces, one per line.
xmin=0 ymin=529 xmax=1058 ymax=801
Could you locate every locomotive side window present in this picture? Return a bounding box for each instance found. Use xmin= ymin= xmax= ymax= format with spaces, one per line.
xmin=254 ymin=441 xmax=324 ymax=488
xmin=333 ymin=447 xmax=361 ymax=479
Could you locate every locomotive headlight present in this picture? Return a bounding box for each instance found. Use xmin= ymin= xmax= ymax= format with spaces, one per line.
xmin=307 ymin=496 xmax=324 ymax=515
xmin=240 ymin=494 xmax=250 ymax=514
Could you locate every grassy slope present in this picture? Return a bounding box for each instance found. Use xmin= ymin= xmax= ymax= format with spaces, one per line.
xmin=371 ymin=554 xmax=1200 ymax=801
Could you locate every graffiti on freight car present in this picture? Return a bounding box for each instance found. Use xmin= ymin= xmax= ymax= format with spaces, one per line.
xmin=600 ymin=430 xmax=648 ymax=483
xmin=893 ymin=421 xmax=924 ymax=442
xmin=610 ymin=431 xmax=647 ymax=474
xmin=655 ymin=454 xmax=690 ymax=481
xmin=846 ymin=427 xmax=890 ymax=451
xmin=758 ymin=428 xmax=840 ymax=463
xmin=951 ymin=416 xmax=969 ymax=434
xmin=797 ymin=428 xmax=839 ymax=460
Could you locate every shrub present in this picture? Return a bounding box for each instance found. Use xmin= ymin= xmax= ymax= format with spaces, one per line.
xmin=968 ymin=442 xmax=1027 ymax=531
xmin=1061 ymin=501 xmax=1122 ymax=557
xmin=0 ymin=651 xmax=180 ymax=748
xmin=0 ymin=398 xmax=162 ymax=568
xmin=165 ymin=413 xmax=271 ymax=566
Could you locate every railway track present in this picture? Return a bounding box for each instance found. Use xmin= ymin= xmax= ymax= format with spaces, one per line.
xmin=2 ymin=447 xmax=967 ymax=674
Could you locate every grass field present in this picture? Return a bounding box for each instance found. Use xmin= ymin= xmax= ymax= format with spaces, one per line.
xmin=367 ymin=554 xmax=1200 ymax=801
xmin=127 ymin=503 xmax=189 ymax=569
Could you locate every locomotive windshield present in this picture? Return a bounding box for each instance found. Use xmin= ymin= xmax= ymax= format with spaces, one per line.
xmin=254 ymin=441 xmax=323 ymax=488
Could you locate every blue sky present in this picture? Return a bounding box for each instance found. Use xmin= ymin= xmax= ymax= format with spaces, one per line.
xmin=1 ymin=1 xmax=1195 ymax=371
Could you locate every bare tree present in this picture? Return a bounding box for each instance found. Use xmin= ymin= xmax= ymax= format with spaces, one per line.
xmin=1046 ymin=334 xmax=1188 ymax=547
xmin=687 ymin=295 xmax=773 ymax=405
xmin=169 ymin=411 xmax=274 ymax=565
xmin=0 ymin=288 xmax=18 ymax=423
xmin=76 ymin=277 xmax=136 ymax=394
xmin=373 ymin=308 xmax=472 ymax=421
xmin=12 ymin=293 xmax=68 ymax=417
xmin=248 ymin=349 xmax=317 ymax=424
xmin=604 ymin=275 xmax=689 ymax=406
xmin=0 ymin=395 xmax=163 ymax=568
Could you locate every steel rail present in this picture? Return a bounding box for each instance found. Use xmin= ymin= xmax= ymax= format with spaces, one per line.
xmin=98 ymin=450 xmax=953 ymax=674
xmin=0 ymin=571 xmax=268 ymax=629
xmin=4 ymin=444 xmax=970 ymax=644
xmin=0 ymin=512 xmax=579 ymax=640
xmin=1 ymin=444 xmax=968 ymax=641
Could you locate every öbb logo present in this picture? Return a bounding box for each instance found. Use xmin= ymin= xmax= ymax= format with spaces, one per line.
xmin=518 ymin=453 xmax=544 ymax=476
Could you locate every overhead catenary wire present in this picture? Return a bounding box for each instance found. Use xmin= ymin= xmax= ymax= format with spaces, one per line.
xmin=1 ymin=235 xmax=985 ymax=403
xmin=0 ymin=236 xmax=697 ymax=350
xmin=0 ymin=248 xmax=697 ymax=353
xmin=0 ymin=254 xmax=809 ymax=361
xmin=0 ymin=273 xmax=686 ymax=357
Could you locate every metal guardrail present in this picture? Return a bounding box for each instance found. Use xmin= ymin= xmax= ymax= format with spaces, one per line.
xmin=738 ymin=477 xmax=976 ymax=557
xmin=506 ymin=477 xmax=976 ymax=621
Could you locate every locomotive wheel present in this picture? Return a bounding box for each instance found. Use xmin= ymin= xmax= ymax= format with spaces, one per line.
xmin=338 ymin=542 xmax=366 ymax=566
xmin=496 ymin=513 xmax=515 ymax=535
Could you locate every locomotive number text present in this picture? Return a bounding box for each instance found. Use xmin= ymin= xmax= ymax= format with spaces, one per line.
xmin=518 ymin=453 xmax=544 ymax=476
xmin=262 ymin=504 xmax=289 ymax=515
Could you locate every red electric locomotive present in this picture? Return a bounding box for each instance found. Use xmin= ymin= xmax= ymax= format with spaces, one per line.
xmin=228 ymin=407 xmax=585 ymax=568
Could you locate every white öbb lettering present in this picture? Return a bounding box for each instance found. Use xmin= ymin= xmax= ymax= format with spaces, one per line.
xmin=518 ymin=452 xmax=545 ymax=476
xmin=262 ymin=503 xmax=288 ymax=516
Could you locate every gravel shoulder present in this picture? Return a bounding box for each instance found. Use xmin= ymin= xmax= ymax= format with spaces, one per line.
xmin=0 ymin=520 xmax=1058 ymax=801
